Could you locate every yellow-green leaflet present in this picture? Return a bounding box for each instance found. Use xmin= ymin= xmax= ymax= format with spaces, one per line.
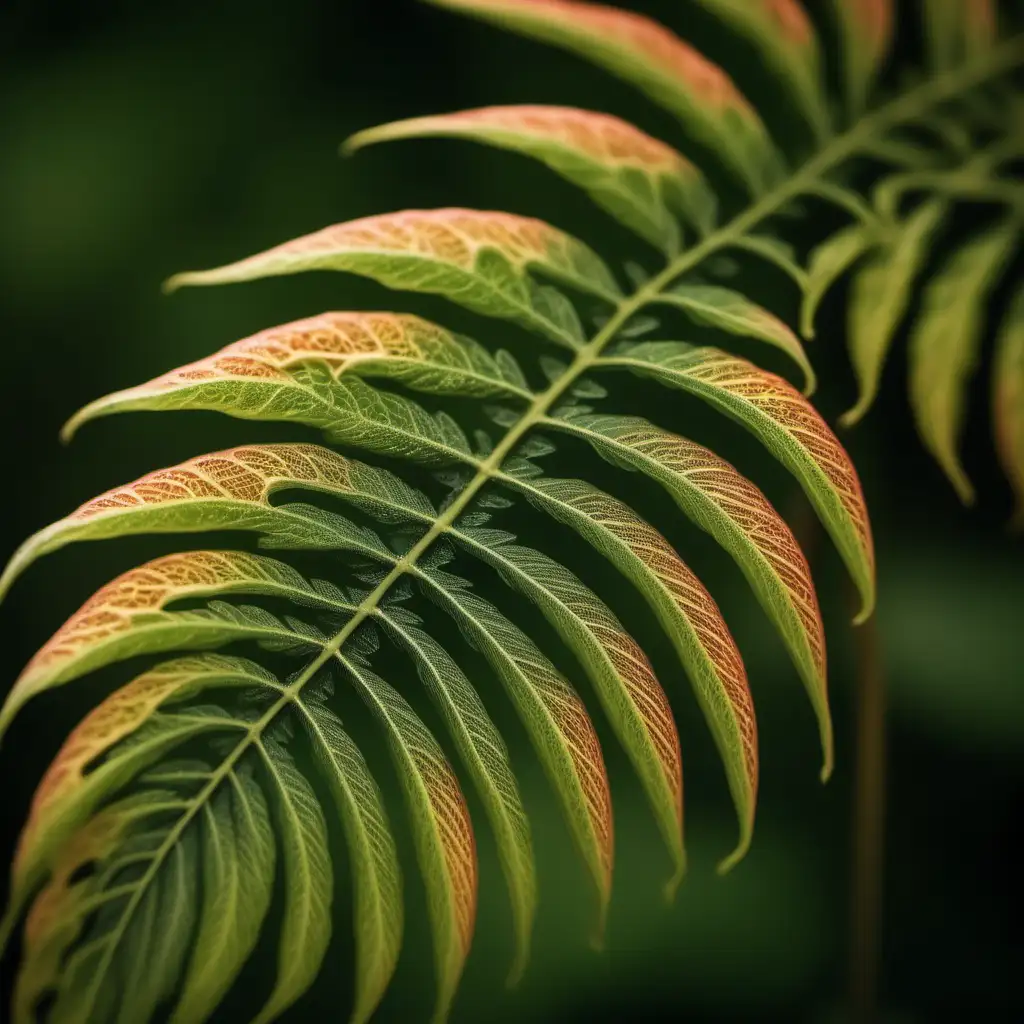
xmin=656 ymin=284 xmax=816 ymax=394
xmin=602 ymin=341 xmax=875 ymax=622
xmin=0 ymin=656 xmax=274 ymax=973
xmin=342 ymin=659 xmax=477 ymax=1024
xmin=423 ymin=0 xmax=780 ymax=192
xmin=250 ymin=741 xmax=333 ymax=1024
xmin=801 ymin=224 xmax=875 ymax=339
xmin=842 ymin=200 xmax=948 ymax=426
xmin=165 ymin=209 xmax=622 ymax=349
xmin=691 ymin=0 xmax=829 ymax=139
xmin=345 ymin=105 xmax=716 ymax=252
xmin=170 ymin=774 xmax=276 ymax=1024
xmin=548 ymin=410 xmax=832 ymax=778
xmin=993 ymin=288 xmax=1024 ymax=527
xmin=298 ymin=700 xmax=403 ymax=1024
xmin=377 ymin=618 xmax=534 ymax=983
xmin=908 ymin=219 xmax=1018 ymax=503
xmin=829 ymin=0 xmax=895 ymax=114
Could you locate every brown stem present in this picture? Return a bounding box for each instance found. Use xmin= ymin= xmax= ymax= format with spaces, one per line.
xmin=849 ymin=611 xmax=886 ymax=1023
xmin=786 ymin=490 xmax=886 ymax=1021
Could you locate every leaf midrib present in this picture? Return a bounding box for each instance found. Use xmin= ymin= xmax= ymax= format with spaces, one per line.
xmin=68 ymin=37 xmax=1024 ymax=999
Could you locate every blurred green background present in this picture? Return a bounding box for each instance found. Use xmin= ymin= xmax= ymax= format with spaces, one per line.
xmin=0 ymin=1 xmax=1021 ymax=1021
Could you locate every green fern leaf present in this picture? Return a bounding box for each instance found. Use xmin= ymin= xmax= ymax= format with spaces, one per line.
xmin=908 ymin=219 xmax=1018 ymax=502
xmin=9 ymin=0 xmax=1024 ymax=1017
xmin=994 ymin=288 xmax=1024 ymax=527
xmin=422 ymin=0 xmax=780 ymax=191
xmin=842 ymin=200 xmax=947 ymax=426
xmin=165 ymin=210 xmax=621 ymax=348
xmin=345 ymin=106 xmax=716 ymax=252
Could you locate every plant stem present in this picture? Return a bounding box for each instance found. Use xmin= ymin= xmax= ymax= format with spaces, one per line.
xmin=849 ymin=611 xmax=886 ymax=1024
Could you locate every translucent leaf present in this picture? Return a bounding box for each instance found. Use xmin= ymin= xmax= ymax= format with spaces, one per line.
xmin=801 ymin=224 xmax=874 ymax=339
xmin=517 ymin=476 xmax=755 ymax=871
xmin=2 ymin=655 xmax=273 ymax=956
xmin=657 ymin=283 xmax=816 ymax=394
xmin=923 ymin=0 xmax=997 ymax=71
xmin=298 ymin=700 xmax=402 ymax=1024
xmin=379 ymin=619 xmax=534 ymax=982
xmin=0 ymin=551 xmax=333 ymax=737
xmin=692 ymin=0 xmax=829 ymax=138
xmin=993 ymin=288 xmax=1024 ymax=527
xmin=424 ymin=0 xmax=780 ymax=192
xmin=829 ymin=0 xmax=895 ymax=114
xmin=908 ymin=219 xmax=1018 ymax=503
xmin=550 ymin=410 xmax=831 ymax=778
xmin=65 ymin=312 xmax=531 ymax=437
xmin=172 ymin=775 xmax=276 ymax=1024
xmin=166 ymin=209 xmax=622 ymax=348
xmin=15 ymin=791 xmax=202 ymax=1024
xmin=605 ymin=341 xmax=875 ymax=621
xmin=453 ymin=531 xmax=684 ymax=893
xmin=343 ymin=660 xmax=477 ymax=1023
xmin=346 ymin=104 xmax=717 ymax=251
xmin=252 ymin=741 xmax=333 ymax=1024
xmin=842 ymin=200 xmax=947 ymax=425
xmin=0 ymin=444 xmax=412 ymax=604
xmin=420 ymin=574 xmax=614 ymax=933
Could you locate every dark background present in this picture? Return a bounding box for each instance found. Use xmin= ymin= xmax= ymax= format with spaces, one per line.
xmin=0 ymin=1 xmax=1021 ymax=1022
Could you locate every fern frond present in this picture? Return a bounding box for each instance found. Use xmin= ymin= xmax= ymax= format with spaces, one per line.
xmin=3 ymin=0 xmax=1021 ymax=1020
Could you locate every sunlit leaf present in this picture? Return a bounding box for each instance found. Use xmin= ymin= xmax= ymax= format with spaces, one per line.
xmin=65 ymin=312 xmax=531 ymax=438
xmin=656 ymin=283 xmax=816 ymax=394
xmin=829 ymin=0 xmax=895 ymax=113
xmin=346 ymin=105 xmax=717 ymax=251
xmin=343 ymin=659 xmax=477 ymax=1023
xmin=549 ymin=410 xmax=832 ymax=777
xmin=166 ymin=209 xmax=622 ymax=348
xmin=801 ymin=223 xmax=874 ymax=339
xmin=603 ymin=341 xmax=875 ymax=621
xmin=423 ymin=0 xmax=780 ymax=191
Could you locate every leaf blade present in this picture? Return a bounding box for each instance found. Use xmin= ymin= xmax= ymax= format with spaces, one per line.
xmin=344 ymin=660 xmax=477 ymax=1023
xmin=165 ymin=209 xmax=622 ymax=348
xmin=908 ymin=219 xmax=1018 ymax=503
xmin=422 ymin=0 xmax=779 ymax=190
xmin=550 ymin=410 xmax=831 ymax=777
xmin=605 ymin=341 xmax=875 ymax=621
xmin=346 ymin=105 xmax=716 ymax=250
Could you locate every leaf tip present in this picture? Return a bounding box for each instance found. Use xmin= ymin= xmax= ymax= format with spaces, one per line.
xmin=716 ymin=829 xmax=751 ymax=877
xmin=662 ymin=857 xmax=686 ymax=904
xmin=838 ymin=397 xmax=871 ymax=429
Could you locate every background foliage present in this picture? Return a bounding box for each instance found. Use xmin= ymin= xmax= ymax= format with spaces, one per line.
xmin=0 ymin=1 xmax=1020 ymax=1020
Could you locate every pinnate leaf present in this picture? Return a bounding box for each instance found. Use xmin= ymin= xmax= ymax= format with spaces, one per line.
xmin=346 ymin=105 xmax=716 ymax=251
xmin=166 ymin=209 xmax=622 ymax=348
